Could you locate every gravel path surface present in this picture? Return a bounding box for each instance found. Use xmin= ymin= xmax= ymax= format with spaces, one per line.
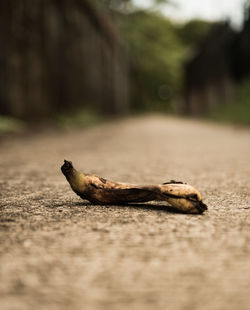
xmin=0 ymin=115 xmax=250 ymax=310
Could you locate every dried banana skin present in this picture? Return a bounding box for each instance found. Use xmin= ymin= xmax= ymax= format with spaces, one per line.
xmin=61 ymin=160 xmax=207 ymax=214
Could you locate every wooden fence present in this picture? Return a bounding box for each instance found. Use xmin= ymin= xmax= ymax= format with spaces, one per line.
xmin=0 ymin=0 xmax=129 ymax=120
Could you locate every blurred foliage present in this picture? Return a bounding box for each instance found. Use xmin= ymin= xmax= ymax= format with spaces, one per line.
xmin=58 ymin=108 xmax=105 ymax=129
xmin=0 ymin=116 xmax=25 ymax=134
xmin=117 ymin=9 xmax=213 ymax=111
xmin=93 ymin=0 xmax=250 ymax=124
xmin=208 ymin=79 xmax=250 ymax=125
xmin=176 ymin=19 xmax=213 ymax=47
xmin=117 ymin=10 xmax=187 ymax=111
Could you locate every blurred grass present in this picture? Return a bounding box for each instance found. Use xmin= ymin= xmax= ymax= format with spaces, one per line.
xmin=208 ymin=101 xmax=250 ymax=125
xmin=208 ymin=79 xmax=250 ymax=126
xmin=57 ymin=108 xmax=105 ymax=129
xmin=0 ymin=116 xmax=25 ymax=134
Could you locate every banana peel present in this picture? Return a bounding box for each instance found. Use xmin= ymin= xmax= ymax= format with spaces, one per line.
xmin=61 ymin=160 xmax=207 ymax=214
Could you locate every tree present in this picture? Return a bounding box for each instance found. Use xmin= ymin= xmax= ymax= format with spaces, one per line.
xmin=119 ymin=10 xmax=186 ymax=110
xmin=176 ymin=19 xmax=213 ymax=47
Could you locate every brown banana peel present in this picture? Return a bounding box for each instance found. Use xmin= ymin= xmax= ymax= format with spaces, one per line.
xmin=61 ymin=160 xmax=208 ymax=214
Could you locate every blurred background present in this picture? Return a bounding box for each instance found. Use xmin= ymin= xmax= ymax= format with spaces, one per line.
xmin=0 ymin=0 xmax=250 ymax=133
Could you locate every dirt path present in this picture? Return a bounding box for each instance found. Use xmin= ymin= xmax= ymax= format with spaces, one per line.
xmin=0 ymin=115 xmax=250 ymax=310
